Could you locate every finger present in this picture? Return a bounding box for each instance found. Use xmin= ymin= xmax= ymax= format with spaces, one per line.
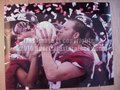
xmin=22 ymin=22 xmax=26 ymax=27
xmin=35 ymin=36 xmax=39 ymax=45
xmin=19 ymin=21 xmax=26 ymax=27
xmin=44 ymin=28 xmax=48 ymax=38
xmin=49 ymin=28 xmax=53 ymax=40
xmin=39 ymin=29 xmax=45 ymax=39
xmin=52 ymin=36 xmax=57 ymax=43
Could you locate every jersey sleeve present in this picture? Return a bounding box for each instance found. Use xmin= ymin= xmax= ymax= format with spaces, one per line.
xmin=58 ymin=50 xmax=94 ymax=73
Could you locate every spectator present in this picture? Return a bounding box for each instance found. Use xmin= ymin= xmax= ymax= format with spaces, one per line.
xmin=6 ymin=13 xmax=43 ymax=89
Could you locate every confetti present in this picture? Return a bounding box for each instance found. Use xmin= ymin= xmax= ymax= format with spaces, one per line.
xmin=44 ymin=14 xmax=48 ymax=18
xmin=51 ymin=11 xmax=57 ymax=19
xmin=47 ymin=7 xmax=51 ymax=11
xmin=72 ymin=2 xmax=76 ymax=7
xmin=6 ymin=16 xmax=16 ymax=21
xmin=28 ymin=11 xmax=34 ymax=14
xmin=33 ymin=3 xmax=38 ymax=7
xmin=46 ymin=4 xmax=51 ymax=7
xmin=94 ymin=2 xmax=99 ymax=5
xmin=17 ymin=13 xmax=27 ymax=21
xmin=86 ymin=3 xmax=89 ymax=7
xmin=93 ymin=4 xmax=99 ymax=11
xmin=11 ymin=13 xmax=18 ymax=19
xmin=60 ymin=9 xmax=64 ymax=14
xmin=92 ymin=14 xmax=97 ymax=18
xmin=100 ymin=32 xmax=105 ymax=36
xmin=6 ymin=7 xmax=11 ymax=11
xmin=76 ymin=9 xmax=83 ymax=15
xmin=48 ymin=19 xmax=52 ymax=22
xmin=64 ymin=17 xmax=68 ymax=21
xmin=106 ymin=3 xmax=109 ymax=7
xmin=20 ymin=6 xmax=26 ymax=12
xmin=25 ymin=86 xmax=29 ymax=90
xmin=52 ymin=4 xmax=58 ymax=7
xmin=61 ymin=3 xmax=65 ymax=5
xmin=63 ymin=11 xmax=67 ymax=16
xmin=35 ymin=9 xmax=40 ymax=13
xmin=42 ymin=9 xmax=46 ymax=13
xmin=69 ymin=8 xmax=73 ymax=17
xmin=80 ymin=8 xmax=84 ymax=12
xmin=38 ymin=4 xmax=43 ymax=10
xmin=98 ymin=68 xmax=102 ymax=72
xmin=14 ymin=9 xmax=19 ymax=13
xmin=24 ymin=4 xmax=28 ymax=6
xmin=56 ymin=7 xmax=60 ymax=10
xmin=16 ymin=4 xmax=20 ymax=8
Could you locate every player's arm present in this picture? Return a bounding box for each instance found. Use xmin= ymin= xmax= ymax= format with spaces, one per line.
xmin=41 ymin=50 xmax=85 ymax=82
xmin=16 ymin=54 xmax=38 ymax=88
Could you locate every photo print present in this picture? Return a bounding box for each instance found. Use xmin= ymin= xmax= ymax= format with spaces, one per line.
xmin=4 ymin=2 xmax=113 ymax=89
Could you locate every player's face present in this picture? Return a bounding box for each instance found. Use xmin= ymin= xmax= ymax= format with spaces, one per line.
xmin=56 ymin=20 xmax=76 ymax=44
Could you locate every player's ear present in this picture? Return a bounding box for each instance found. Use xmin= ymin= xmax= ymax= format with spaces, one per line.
xmin=73 ymin=32 xmax=80 ymax=39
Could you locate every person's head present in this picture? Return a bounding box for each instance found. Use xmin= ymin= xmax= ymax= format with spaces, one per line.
xmin=13 ymin=21 xmax=33 ymax=35
xmin=56 ymin=15 xmax=96 ymax=47
xmin=11 ymin=13 xmax=38 ymax=46
xmin=13 ymin=12 xmax=38 ymax=35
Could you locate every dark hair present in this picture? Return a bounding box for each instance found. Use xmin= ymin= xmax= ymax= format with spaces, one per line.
xmin=69 ymin=18 xmax=96 ymax=40
xmin=69 ymin=18 xmax=96 ymax=49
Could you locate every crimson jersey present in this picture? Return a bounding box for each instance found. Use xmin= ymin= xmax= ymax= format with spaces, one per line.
xmin=6 ymin=47 xmax=110 ymax=89
xmin=56 ymin=49 xmax=94 ymax=73
xmin=54 ymin=48 xmax=94 ymax=88
xmin=52 ymin=47 xmax=109 ymax=88
xmin=6 ymin=60 xmax=30 ymax=89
